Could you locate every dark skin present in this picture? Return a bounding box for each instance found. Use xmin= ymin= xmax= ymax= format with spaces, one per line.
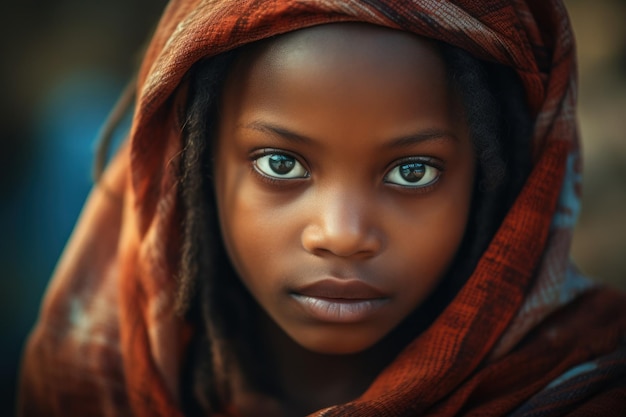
xmin=214 ymin=23 xmax=476 ymax=415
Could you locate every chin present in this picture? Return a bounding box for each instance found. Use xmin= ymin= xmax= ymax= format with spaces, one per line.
xmin=291 ymin=329 xmax=382 ymax=355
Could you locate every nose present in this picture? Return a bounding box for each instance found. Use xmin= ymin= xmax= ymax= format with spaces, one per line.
xmin=301 ymin=189 xmax=384 ymax=259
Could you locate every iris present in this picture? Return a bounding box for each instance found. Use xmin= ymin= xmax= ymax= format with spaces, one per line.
xmin=268 ymin=154 xmax=296 ymax=175
xmin=399 ymin=163 xmax=425 ymax=182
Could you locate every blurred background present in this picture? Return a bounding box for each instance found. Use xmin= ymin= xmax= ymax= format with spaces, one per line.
xmin=0 ymin=1 xmax=167 ymax=414
xmin=0 ymin=0 xmax=624 ymax=415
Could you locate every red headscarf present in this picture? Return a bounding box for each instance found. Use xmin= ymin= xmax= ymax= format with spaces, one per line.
xmin=19 ymin=1 xmax=626 ymax=416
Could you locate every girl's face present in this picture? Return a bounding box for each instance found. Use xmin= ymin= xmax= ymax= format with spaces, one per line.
xmin=214 ymin=23 xmax=475 ymax=354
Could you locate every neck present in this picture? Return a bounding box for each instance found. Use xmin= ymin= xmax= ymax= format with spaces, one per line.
xmin=259 ymin=314 xmax=412 ymax=416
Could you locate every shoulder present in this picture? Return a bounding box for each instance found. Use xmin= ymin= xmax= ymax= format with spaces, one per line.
xmin=509 ymin=345 xmax=626 ymax=416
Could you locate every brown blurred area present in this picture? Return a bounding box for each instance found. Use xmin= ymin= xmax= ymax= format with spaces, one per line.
xmin=0 ymin=0 xmax=624 ymax=415
xmin=567 ymin=0 xmax=626 ymax=289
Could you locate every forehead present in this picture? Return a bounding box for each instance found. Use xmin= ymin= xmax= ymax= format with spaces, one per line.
xmin=244 ymin=22 xmax=443 ymax=78
xmin=221 ymin=22 xmax=463 ymax=154
xmin=228 ymin=23 xmax=450 ymax=107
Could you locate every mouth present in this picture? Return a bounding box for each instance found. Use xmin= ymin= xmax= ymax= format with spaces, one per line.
xmin=290 ymin=278 xmax=389 ymax=323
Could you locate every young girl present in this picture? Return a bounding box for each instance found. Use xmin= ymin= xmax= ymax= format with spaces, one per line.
xmin=19 ymin=0 xmax=626 ymax=416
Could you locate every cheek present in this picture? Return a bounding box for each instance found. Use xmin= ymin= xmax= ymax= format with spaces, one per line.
xmin=391 ymin=202 xmax=466 ymax=282
xmin=215 ymin=156 xmax=253 ymax=278
xmin=217 ymin=181 xmax=265 ymax=280
xmin=216 ymin=168 xmax=297 ymax=291
xmin=390 ymin=161 xmax=475 ymax=296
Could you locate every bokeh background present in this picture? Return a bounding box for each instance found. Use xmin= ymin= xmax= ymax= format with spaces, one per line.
xmin=1 ymin=0 xmax=625 ymax=415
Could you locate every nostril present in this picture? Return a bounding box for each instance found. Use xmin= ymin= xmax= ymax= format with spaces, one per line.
xmin=301 ymin=223 xmax=383 ymax=259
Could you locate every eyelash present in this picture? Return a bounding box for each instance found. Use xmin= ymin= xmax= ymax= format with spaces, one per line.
xmin=383 ymin=156 xmax=445 ymax=193
xmin=249 ymin=149 xmax=310 ymax=186
xmin=249 ymin=149 xmax=444 ymax=191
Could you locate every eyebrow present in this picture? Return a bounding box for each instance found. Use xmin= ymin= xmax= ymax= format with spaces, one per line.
xmin=242 ymin=121 xmax=458 ymax=148
xmin=242 ymin=121 xmax=315 ymax=145
xmin=385 ymin=129 xmax=459 ymax=149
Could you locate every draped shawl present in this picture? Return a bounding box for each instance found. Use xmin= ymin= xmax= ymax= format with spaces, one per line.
xmin=19 ymin=0 xmax=626 ymax=416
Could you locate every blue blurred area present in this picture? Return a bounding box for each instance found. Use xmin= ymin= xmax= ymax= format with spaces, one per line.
xmin=0 ymin=70 xmax=128 ymax=416
xmin=0 ymin=2 xmax=165 ymax=413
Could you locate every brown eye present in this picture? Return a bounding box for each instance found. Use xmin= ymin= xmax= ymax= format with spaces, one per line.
xmin=384 ymin=161 xmax=440 ymax=187
xmin=254 ymin=153 xmax=309 ymax=179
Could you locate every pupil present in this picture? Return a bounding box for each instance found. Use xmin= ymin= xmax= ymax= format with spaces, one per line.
xmin=269 ymin=154 xmax=295 ymax=175
xmin=400 ymin=163 xmax=425 ymax=182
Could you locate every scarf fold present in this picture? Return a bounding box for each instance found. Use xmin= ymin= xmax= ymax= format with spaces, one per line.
xmin=19 ymin=1 xmax=626 ymax=416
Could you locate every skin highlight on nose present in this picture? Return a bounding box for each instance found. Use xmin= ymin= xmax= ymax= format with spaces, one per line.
xmin=300 ymin=189 xmax=384 ymax=259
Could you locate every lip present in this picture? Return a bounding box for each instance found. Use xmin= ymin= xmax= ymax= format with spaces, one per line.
xmin=291 ymin=279 xmax=389 ymax=323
